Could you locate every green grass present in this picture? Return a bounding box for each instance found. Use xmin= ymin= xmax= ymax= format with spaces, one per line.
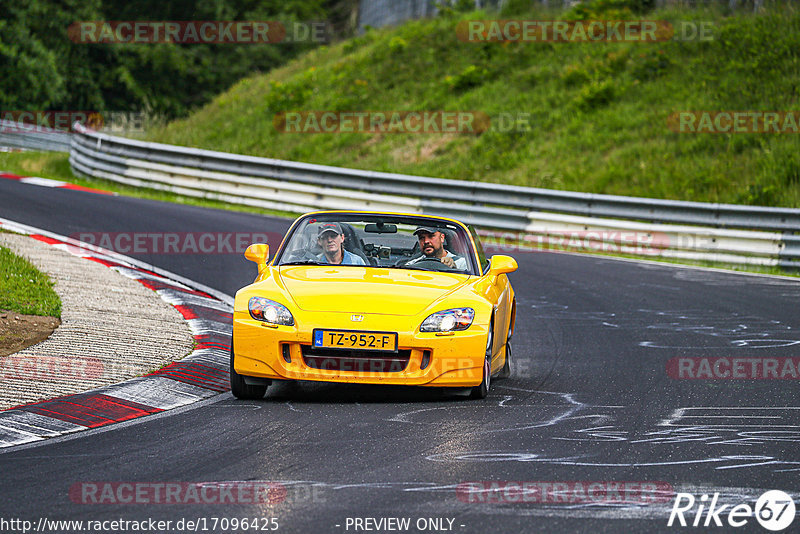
xmin=146 ymin=2 xmax=800 ymax=208
xmin=0 ymin=245 xmax=61 ymax=317
xmin=0 ymin=151 xmax=73 ymax=184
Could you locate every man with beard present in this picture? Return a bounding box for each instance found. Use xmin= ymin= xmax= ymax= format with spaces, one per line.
xmin=407 ymin=225 xmax=467 ymax=269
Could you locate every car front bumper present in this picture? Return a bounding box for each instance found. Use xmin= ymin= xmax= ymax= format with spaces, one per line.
xmin=232 ymin=312 xmax=487 ymax=387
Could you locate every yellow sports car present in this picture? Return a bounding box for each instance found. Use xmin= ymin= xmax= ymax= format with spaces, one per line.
xmin=231 ymin=210 xmax=517 ymax=399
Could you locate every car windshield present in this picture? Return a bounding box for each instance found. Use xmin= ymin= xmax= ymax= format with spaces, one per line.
xmin=275 ymin=214 xmax=479 ymax=275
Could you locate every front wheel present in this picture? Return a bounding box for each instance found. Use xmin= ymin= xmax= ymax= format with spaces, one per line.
xmin=230 ymin=341 xmax=268 ymax=400
xmin=497 ymin=341 xmax=512 ymax=379
xmin=470 ymin=354 xmax=491 ymax=399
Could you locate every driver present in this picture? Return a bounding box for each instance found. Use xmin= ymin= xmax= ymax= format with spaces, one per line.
xmin=316 ymin=222 xmax=366 ymax=265
xmin=407 ymin=226 xmax=467 ymax=269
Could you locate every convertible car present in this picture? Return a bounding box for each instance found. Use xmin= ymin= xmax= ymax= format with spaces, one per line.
xmin=231 ymin=210 xmax=517 ymax=399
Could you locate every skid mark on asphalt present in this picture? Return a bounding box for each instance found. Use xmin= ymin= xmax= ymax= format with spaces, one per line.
xmin=386 ymin=388 xmax=587 ymax=435
xmin=425 ymin=449 xmax=792 ymax=471
xmin=673 ymin=269 xmax=800 ymax=287
xmin=524 ymin=297 xmax=800 ymax=350
xmin=385 ymin=386 xmax=800 ymax=474
xmin=640 ymin=339 xmax=800 ymax=349
xmin=497 ymin=395 xmax=514 ymax=407
xmin=555 ymin=411 xmax=800 ymax=471
xmin=524 ymin=296 xmax=619 ymax=324
xmin=636 ymin=309 xmax=800 ymax=350
xmin=384 ymin=385 xmax=800 ymax=472
xmin=660 ymin=407 xmax=800 ymax=428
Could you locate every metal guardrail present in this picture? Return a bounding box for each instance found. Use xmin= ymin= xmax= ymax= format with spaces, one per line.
xmin=66 ymin=123 xmax=800 ymax=270
xmin=0 ymin=120 xmax=72 ymax=152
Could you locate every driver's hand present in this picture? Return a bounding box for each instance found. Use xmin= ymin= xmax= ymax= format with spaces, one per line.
xmin=440 ymin=255 xmax=455 ymax=268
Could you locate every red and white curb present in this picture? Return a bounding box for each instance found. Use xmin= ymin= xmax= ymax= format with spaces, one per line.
xmin=0 ymin=218 xmax=234 ymax=449
xmin=0 ymin=171 xmax=113 ymax=195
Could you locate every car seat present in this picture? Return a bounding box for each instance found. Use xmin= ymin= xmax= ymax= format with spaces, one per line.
xmin=339 ymin=223 xmax=373 ymax=265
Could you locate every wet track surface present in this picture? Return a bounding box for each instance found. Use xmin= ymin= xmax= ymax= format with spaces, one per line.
xmin=1 ymin=180 xmax=799 ymax=533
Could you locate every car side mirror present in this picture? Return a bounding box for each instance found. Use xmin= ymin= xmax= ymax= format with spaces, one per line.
xmin=245 ymin=243 xmax=269 ymax=275
xmin=488 ymin=255 xmax=517 ymax=277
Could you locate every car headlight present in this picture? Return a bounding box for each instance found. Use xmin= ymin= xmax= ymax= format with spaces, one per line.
xmin=420 ymin=308 xmax=474 ymax=332
xmin=249 ymin=297 xmax=294 ymax=326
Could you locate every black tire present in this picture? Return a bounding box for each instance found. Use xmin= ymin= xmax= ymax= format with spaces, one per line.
xmin=230 ymin=340 xmax=268 ymax=400
xmin=497 ymin=340 xmax=512 ymax=379
xmin=470 ymin=354 xmax=491 ymax=399
xmin=470 ymin=325 xmax=493 ymax=399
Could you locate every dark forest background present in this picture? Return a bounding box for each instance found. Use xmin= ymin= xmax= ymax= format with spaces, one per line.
xmin=0 ymin=0 xmax=359 ymax=120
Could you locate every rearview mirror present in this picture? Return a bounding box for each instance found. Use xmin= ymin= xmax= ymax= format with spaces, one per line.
xmin=245 ymin=243 xmax=269 ymax=275
xmin=488 ymin=255 xmax=517 ymax=277
xmin=364 ymin=222 xmax=397 ymax=234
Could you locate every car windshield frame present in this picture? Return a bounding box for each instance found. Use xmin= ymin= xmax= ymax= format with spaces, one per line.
xmin=273 ymin=213 xmax=482 ymax=276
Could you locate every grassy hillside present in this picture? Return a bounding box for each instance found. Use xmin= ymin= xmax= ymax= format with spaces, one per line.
xmin=148 ymin=2 xmax=800 ymax=207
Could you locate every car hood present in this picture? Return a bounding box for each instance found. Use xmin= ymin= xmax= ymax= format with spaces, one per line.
xmin=278 ymin=266 xmax=471 ymax=316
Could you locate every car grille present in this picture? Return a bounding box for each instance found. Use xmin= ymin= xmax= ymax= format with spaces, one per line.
xmin=301 ymin=346 xmax=411 ymax=373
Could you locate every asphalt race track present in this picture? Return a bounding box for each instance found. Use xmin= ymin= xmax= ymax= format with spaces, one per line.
xmin=1 ymin=180 xmax=799 ymax=533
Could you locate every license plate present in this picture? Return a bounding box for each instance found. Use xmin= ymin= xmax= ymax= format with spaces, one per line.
xmin=313 ymin=330 xmax=398 ymax=352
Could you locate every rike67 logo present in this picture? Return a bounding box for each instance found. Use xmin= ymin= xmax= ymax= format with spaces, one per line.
xmin=668 ymin=490 xmax=796 ymax=531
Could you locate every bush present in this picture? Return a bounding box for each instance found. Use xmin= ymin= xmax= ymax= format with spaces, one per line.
xmin=631 ymin=50 xmax=674 ymax=81
xmin=562 ymin=64 xmax=591 ymax=87
xmin=446 ymin=64 xmax=490 ymax=91
xmin=388 ymin=36 xmax=408 ymax=54
xmin=567 ymin=0 xmax=655 ymax=19
xmin=575 ymin=80 xmax=616 ymax=110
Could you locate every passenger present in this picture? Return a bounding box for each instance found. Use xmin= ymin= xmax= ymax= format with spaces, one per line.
xmin=316 ymin=223 xmax=366 ymax=265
